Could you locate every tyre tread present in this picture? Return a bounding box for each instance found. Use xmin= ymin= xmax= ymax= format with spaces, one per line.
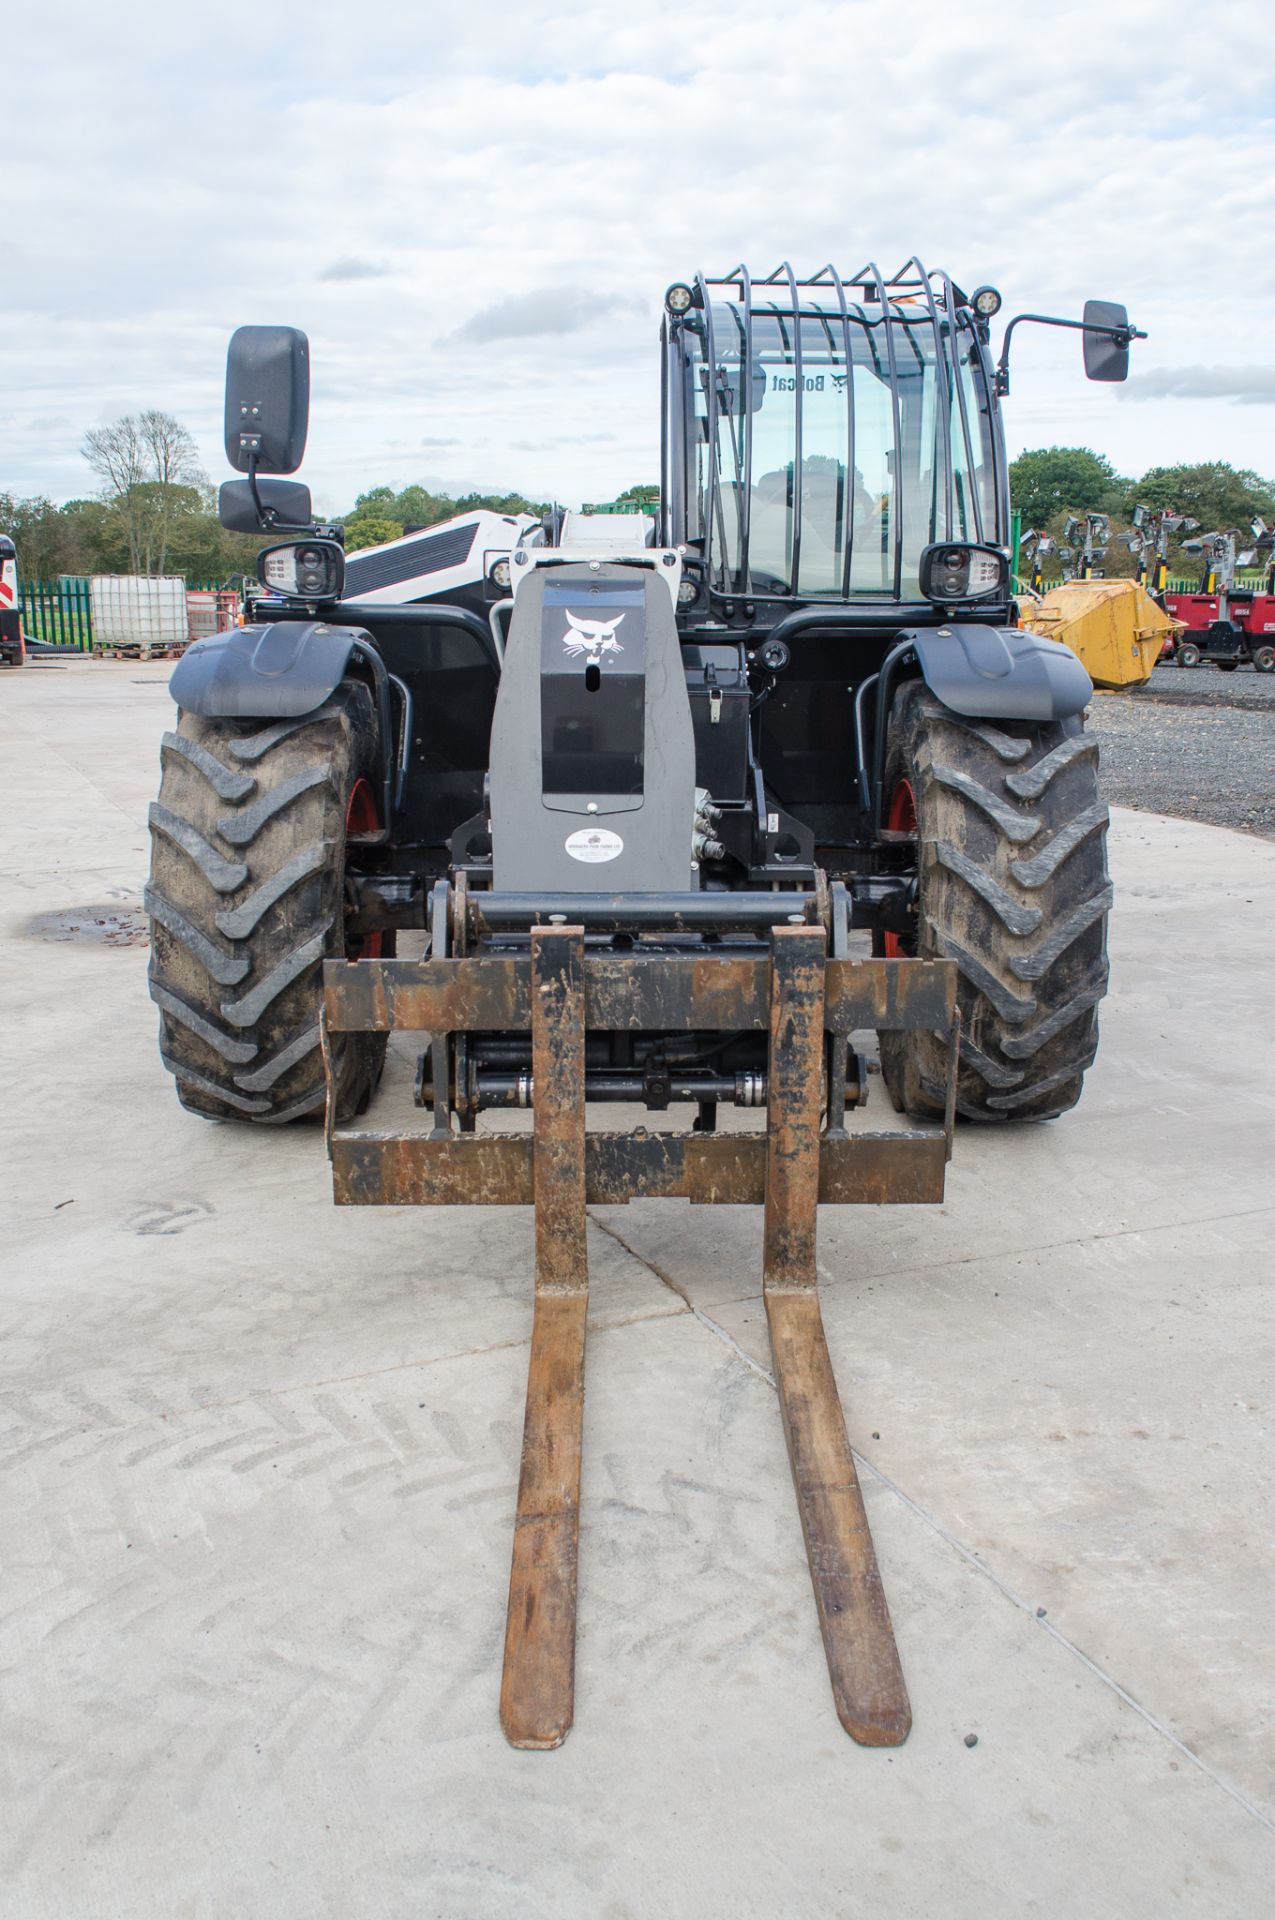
xmin=879 ymin=682 xmax=1110 ymax=1122
xmin=147 ymin=688 xmax=386 ymax=1126
xmin=160 ymin=730 xmax=255 ymax=802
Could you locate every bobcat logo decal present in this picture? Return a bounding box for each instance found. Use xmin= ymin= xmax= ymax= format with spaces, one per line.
xmin=561 ymin=609 xmax=625 ymax=663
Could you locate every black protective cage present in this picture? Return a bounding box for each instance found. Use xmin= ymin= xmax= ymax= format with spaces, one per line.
xmin=661 ymin=258 xmax=1011 ymax=619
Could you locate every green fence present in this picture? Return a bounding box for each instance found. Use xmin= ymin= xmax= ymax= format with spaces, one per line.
xmin=1165 ymin=572 xmax=1270 ymax=594
xmin=20 ymin=577 xmax=94 ymax=650
xmin=17 ymin=577 xmax=241 ymax=652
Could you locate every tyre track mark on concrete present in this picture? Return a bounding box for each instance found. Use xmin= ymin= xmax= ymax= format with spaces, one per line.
xmin=0 ymin=1301 xmax=686 ymax=1465
xmin=589 ymin=1209 xmax=1275 ymax=1841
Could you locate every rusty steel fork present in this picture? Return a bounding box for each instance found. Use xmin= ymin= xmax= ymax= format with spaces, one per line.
xmin=500 ymin=925 xmax=589 ymax=1750
xmin=762 ymin=925 xmax=911 ymax=1746
xmin=499 ymin=922 xmax=909 ymax=1749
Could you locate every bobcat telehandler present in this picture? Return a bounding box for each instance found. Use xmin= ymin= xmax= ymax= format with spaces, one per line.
xmin=147 ymin=263 xmax=1142 ymax=1748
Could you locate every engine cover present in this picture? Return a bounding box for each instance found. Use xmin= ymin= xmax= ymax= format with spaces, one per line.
xmin=489 ymin=564 xmax=696 ymax=890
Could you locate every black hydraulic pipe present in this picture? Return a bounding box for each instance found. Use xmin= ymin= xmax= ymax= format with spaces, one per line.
xmin=871 ymin=638 xmax=919 ymax=836
xmin=852 ymin=671 xmax=878 ymax=814
xmin=748 ymin=603 xmax=933 ymax=648
xmin=473 ymin=1072 xmax=757 ymax=1108
xmin=348 ymin=639 xmax=395 ymax=843
xmin=335 ymin=598 xmax=503 ymax=672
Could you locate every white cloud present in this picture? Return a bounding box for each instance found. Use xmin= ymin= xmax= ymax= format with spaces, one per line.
xmin=318 ymin=258 xmax=392 ymax=283
xmin=3 ymin=0 xmax=1275 ymax=505
xmin=1120 ymin=366 xmax=1275 ymax=404
xmin=449 ymin=289 xmax=632 ymax=344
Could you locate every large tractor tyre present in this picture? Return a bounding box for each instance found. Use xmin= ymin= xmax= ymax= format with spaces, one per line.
xmin=146 ymin=683 xmax=388 ymax=1124
xmin=877 ymin=683 xmax=1111 ymax=1124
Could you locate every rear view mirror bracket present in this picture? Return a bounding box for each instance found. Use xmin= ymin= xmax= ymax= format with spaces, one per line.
xmin=993 ymin=303 xmax=1146 ymax=396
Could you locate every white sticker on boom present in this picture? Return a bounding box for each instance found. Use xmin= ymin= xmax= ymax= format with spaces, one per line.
xmin=565 ymin=827 xmax=624 ymax=864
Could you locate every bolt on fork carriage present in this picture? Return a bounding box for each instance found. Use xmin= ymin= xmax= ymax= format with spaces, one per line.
xmin=322 ymin=882 xmax=958 ymax=1748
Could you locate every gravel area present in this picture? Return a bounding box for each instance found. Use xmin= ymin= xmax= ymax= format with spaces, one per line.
xmin=1090 ymin=665 xmax=1275 ymax=837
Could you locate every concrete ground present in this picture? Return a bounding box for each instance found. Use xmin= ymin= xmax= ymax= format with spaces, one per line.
xmin=3 ymin=660 xmax=1273 ymax=1919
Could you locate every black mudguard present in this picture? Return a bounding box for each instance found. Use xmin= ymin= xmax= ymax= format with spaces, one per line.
xmin=905 ymin=623 xmax=1092 ymax=723
xmin=169 ymin=619 xmax=368 ymax=718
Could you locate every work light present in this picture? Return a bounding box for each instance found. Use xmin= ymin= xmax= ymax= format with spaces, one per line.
xmin=664 ymin=282 xmax=695 ymax=316
xmin=919 ymin=542 xmax=1008 ymax=604
xmin=971 ymin=286 xmax=1002 ymax=318
xmin=257 ymin=538 xmax=344 ymax=601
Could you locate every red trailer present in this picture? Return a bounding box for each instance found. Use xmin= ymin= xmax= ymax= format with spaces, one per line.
xmin=1162 ymin=531 xmax=1275 ymax=670
xmin=1162 ymin=585 xmax=1275 ymax=671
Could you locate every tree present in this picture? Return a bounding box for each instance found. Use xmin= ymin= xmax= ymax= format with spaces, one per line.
xmin=1127 ymin=461 xmax=1275 ymax=531
xmin=392 ymin=484 xmax=450 ymax=528
xmin=81 ymin=411 xmax=206 ymax=575
xmin=1008 ymin=447 xmax=1125 ymax=527
xmin=339 ymin=482 xmax=551 ymax=537
xmin=0 ymin=493 xmax=85 ymax=579
xmin=454 ymin=488 xmax=549 ymax=518
xmin=345 ymin=515 xmax=406 ymax=552
xmin=350 ymin=486 xmax=399 ymax=514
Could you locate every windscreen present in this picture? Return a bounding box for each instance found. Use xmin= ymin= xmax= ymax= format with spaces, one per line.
xmin=685 ymin=301 xmax=997 ymax=600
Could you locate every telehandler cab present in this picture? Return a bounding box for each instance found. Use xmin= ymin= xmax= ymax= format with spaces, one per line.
xmin=148 ymin=263 xmax=1141 ymax=1748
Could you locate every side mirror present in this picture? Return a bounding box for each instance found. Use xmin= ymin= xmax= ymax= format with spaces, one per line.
xmin=224 ymin=325 xmax=310 ymax=473
xmin=1083 ymin=300 xmax=1132 ymax=383
xmin=257 ymin=538 xmax=345 ymax=602
xmin=218 ymin=477 xmax=313 ymax=534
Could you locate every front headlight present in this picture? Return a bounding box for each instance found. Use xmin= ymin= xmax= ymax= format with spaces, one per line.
xmin=919 ymin=542 xmax=1009 ymax=604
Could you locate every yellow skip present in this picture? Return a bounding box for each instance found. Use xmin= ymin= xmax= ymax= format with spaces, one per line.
xmin=1017 ymin=579 xmax=1183 ymax=689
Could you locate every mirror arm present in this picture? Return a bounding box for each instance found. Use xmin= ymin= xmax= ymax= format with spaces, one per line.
xmin=246 ymin=456 xmax=277 ymax=531
xmin=241 ymin=456 xmax=331 ymax=538
xmin=995 ymin=312 xmax=1147 ymax=395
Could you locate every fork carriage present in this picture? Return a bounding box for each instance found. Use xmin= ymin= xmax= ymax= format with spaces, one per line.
xmin=323 ymin=880 xmax=958 ymax=1748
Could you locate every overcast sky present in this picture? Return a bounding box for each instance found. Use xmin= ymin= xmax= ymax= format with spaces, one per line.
xmin=4 ymin=0 xmax=1273 ymax=514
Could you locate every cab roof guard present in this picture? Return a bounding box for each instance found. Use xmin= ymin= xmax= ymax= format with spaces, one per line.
xmin=677 ymin=259 xmax=989 ymax=603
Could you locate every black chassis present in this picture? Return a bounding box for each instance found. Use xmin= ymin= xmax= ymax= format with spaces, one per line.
xmin=168 ymin=584 xmax=1087 ymax=959
xmin=176 ymin=261 xmax=1099 ymax=943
